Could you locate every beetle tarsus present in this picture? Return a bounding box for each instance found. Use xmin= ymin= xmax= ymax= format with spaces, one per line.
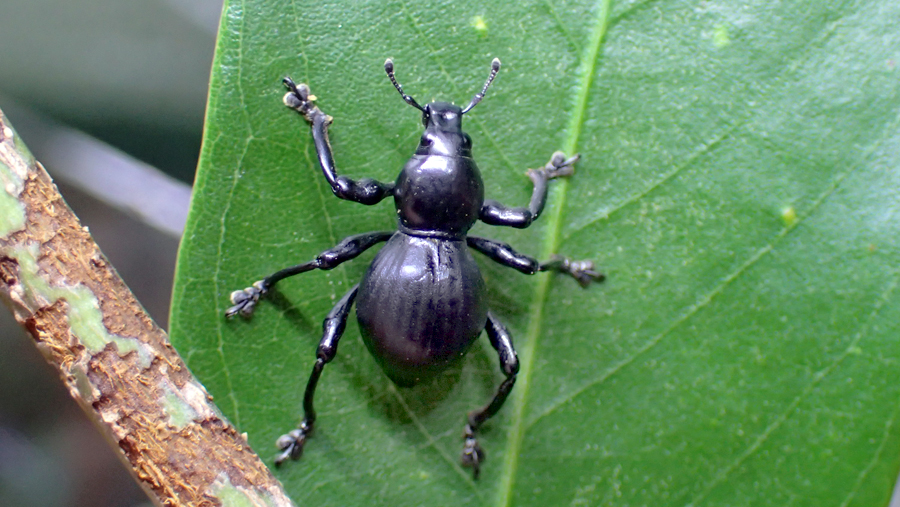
xmin=540 ymin=151 xmax=580 ymax=179
xmin=541 ymin=255 xmax=605 ymax=288
xmin=461 ymin=423 xmax=485 ymax=479
xmin=282 ymin=77 xmax=320 ymax=120
xmin=274 ymin=421 xmax=312 ymax=466
xmin=225 ymin=280 xmax=267 ymax=317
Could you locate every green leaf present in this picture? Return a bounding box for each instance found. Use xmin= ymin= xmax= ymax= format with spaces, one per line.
xmin=170 ymin=0 xmax=900 ymax=505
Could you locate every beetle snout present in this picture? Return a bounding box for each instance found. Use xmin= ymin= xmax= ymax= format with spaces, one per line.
xmin=423 ymin=102 xmax=463 ymax=132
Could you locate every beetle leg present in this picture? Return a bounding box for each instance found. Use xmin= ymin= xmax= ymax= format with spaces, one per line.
xmin=275 ymin=284 xmax=359 ymax=466
xmin=225 ymin=231 xmax=393 ymax=317
xmin=479 ymin=151 xmax=579 ymax=228
xmin=283 ymin=77 xmax=395 ymax=205
xmin=462 ymin=312 xmax=519 ymax=479
xmin=467 ymin=236 xmax=605 ymax=288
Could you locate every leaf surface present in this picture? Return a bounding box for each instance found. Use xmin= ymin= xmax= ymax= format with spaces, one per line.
xmin=170 ymin=0 xmax=900 ymax=505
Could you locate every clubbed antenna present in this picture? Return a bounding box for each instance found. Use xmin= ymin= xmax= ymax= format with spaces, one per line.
xmin=385 ymin=59 xmax=425 ymax=112
xmin=461 ymin=58 xmax=501 ymax=114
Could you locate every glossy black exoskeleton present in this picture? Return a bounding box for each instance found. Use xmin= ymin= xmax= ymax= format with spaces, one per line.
xmin=226 ymin=58 xmax=604 ymax=478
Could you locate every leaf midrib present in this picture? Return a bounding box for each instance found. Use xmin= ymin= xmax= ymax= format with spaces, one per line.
xmin=496 ymin=1 xmax=614 ymax=505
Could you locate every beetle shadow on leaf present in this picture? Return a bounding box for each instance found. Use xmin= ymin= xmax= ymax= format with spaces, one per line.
xmin=479 ymin=261 xmax=535 ymax=317
xmin=265 ymin=289 xmax=318 ymax=335
xmin=375 ymin=334 xmax=501 ymax=424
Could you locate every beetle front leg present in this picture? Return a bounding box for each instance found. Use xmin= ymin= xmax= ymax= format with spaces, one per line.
xmin=479 ymin=151 xmax=580 ymax=228
xmin=282 ymin=78 xmax=395 ymax=205
xmin=462 ymin=312 xmax=519 ymax=479
xmin=467 ymin=236 xmax=605 ymax=288
xmin=275 ymin=284 xmax=358 ymax=466
xmin=226 ymin=231 xmax=392 ymax=317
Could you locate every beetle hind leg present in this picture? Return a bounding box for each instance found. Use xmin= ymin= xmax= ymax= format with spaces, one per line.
xmin=274 ymin=284 xmax=359 ymax=466
xmin=461 ymin=312 xmax=519 ymax=479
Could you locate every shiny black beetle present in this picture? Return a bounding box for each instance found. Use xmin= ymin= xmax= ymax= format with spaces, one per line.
xmin=226 ymin=58 xmax=604 ymax=478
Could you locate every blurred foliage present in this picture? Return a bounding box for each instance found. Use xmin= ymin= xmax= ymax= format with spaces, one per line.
xmin=0 ymin=0 xmax=219 ymax=181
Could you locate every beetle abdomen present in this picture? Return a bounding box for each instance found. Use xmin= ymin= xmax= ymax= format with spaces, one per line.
xmin=356 ymin=232 xmax=487 ymax=387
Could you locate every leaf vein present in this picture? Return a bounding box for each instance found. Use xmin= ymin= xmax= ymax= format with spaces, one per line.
xmin=838 ymin=395 xmax=900 ymax=507
xmin=213 ymin=134 xmax=252 ymax=427
xmin=684 ymin=268 xmax=900 ymax=507
xmin=497 ymin=1 xmax=614 ymax=505
xmin=565 ymin=122 xmax=739 ymax=239
xmin=527 ymin=115 xmax=891 ymax=429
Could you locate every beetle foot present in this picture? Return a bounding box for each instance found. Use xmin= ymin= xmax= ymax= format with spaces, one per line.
xmin=461 ymin=424 xmax=485 ymax=479
xmin=225 ymin=280 xmax=267 ymax=318
xmin=282 ymin=77 xmax=320 ymax=120
xmin=551 ymin=255 xmax=605 ymax=288
xmin=542 ymin=151 xmax=580 ymax=179
xmin=274 ymin=421 xmax=312 ymax=466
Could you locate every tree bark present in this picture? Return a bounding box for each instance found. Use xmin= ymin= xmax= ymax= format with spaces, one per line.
xmin=0 ymin=108 xmax=295 ymax=507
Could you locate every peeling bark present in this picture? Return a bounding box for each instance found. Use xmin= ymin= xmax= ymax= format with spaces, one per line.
xmin=0 ymin=109 xmax=295 ymax=507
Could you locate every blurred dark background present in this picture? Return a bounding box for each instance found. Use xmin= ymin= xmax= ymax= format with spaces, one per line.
xmin=0 ymin=1 xmax=221 ymax=505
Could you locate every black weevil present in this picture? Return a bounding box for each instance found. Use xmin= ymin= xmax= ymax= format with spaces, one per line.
xmin=226 ymin=58 xmax=604 ymax=478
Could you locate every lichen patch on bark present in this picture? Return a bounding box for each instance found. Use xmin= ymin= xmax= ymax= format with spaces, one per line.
xmin=3 ymin=241 xmax=152 ymax=364
xmin=0 ymin=141 xmax=27 ymax=236
xmin=211 ymin=472 xmax=291 ymax=507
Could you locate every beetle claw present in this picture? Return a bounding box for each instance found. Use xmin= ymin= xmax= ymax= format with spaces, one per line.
xmin=461 ymin=424 xmax=485 ymax=479
xmin=543 ymin=151 xmax=580 ymax=179
xmin=547 ymin=255 xmax=605 ymax=288
xmin=282 ymin=77 xmax=318 ymax=118
xmin=225 ymin=280 xmax=267 ymax=318
xmin=568 ymin=259 xmax=605 ymax=288
xmin=274 ymin=424 xmax=311 ymax=466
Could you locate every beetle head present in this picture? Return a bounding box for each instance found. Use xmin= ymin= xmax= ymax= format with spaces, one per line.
xmin=415 ymin=102 xmax=473 ymax=156
xmin=385 ymin=58 xmax=500 ymax=157
xmin=384 ymin=57 xmax=501 ymax=121
xmin=422 ymin=102 xmax=462 ymax=130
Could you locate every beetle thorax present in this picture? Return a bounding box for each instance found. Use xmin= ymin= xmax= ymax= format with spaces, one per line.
xmin=393 ymin=101 xmax=484 ymax=237
xmin=394 ymin=154 xmax=484 ymax=237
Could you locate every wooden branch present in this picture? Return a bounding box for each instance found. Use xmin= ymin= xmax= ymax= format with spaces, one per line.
xmin=0 ymin=108 xmax=295 ymax=507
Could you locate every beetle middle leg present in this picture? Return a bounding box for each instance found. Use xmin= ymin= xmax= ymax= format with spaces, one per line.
xmin=467 ymin=236 xmax=605 ymax=288
xmin=274 ymin=284 xmax=358 ymax=466
xmin=462 ymin=311 xmax=519 ymax=479
xmin=226 ymin=231 xmax=393 ymax=317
